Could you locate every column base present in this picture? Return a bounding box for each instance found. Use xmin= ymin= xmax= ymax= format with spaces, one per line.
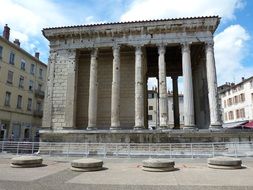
xmin=183 ymin=125 xmax=197 ymax=131
xmin=134 ymin=126 xmax=145 ymax=130
xmin=158 ymin=125 xmax=168 ymax=130
xmin=209 ymin=124 xmax=223 ymax=131
xmin=172 ymin=125 xmax=180 ymax=130
xmin=110 ymin=126 xmax=122 ymax=131
xmin=86 ymin=126 xmax=97 ymax=131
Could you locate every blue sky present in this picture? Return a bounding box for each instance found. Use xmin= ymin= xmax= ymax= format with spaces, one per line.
xmin=0 ymin=0 xmax=252 ymax=88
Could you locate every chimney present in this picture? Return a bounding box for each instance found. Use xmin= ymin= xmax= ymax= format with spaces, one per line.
xmin=13 ymin=39 xmax=20 ymax=47
xmin=242 ymin=77 xmax=245 ymax=81
xmin=35 ymin=52 xmax=40 ymax=59
xmin=3 ymin=24 xmax=10 ymax=40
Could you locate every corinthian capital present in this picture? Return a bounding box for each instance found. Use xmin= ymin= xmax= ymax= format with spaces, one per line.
xmin=158 ymin=45 xmax=166 ymax=55
xmin=181 ymin=42 xmax=191 ymax=53
xmin=205 ymin=40 xmax=214 ymax=52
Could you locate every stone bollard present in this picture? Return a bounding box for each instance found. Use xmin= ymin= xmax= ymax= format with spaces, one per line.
xmin=70 ymin=158 xmax=104 ymax=172
xmin=11 ymin=156 xmax=43 ymax=168
xmin=142 ymin=158 xmax=176 ymax=172
xmin=207 ymin=156 xmax=243 ymax=169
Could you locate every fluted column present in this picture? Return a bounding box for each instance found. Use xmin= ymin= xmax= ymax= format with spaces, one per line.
xmin=206 ymin=41 xmax=222 ymax=129
xmin=172 ymin=76 xmax=180 ymax=129
xmin=134 ymin=46 xmax=144 ymax=130
xmin=65 ymin=49 xmax=77 ymax=129
xmin=110 ymin=45 xmax=121 ymax=130
xmin=182 ymin=43 xmax=195 ymax=128
xmin=158 ymin=45 xmax=168 ymax=129
xmin=87 ymin=48 xmax=98 ymax=130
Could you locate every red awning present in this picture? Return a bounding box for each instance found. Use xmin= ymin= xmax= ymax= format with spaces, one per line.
xmin=245 ymin=121 xmax=253 ymax=128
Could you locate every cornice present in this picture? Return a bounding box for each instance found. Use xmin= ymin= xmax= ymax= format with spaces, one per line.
xmin=43 ymin=16 xmax=220 ymax=41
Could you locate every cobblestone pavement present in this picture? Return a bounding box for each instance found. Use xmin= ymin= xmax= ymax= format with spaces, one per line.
xmin=0 ymin=155 xmax=253 ymax=190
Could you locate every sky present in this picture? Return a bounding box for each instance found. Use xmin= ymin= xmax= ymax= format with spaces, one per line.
xmin=0 ymin=0 xmax=252 ymax=90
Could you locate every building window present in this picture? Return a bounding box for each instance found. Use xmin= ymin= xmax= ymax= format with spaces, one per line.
xmin=4 ymin=91 xmax=11 ymax=106
xmin=17 ymin=95 xmax=22 ymax=109
xmin=236 ymin=109 xmax=240 ymax=119
xmin=228 ymin=98 xmax=232 ymax=106
xmin=149 ymin=106 xmax=153 ymax=110
xmin=234 ymin=96 xmax=238 ymax=104
xmin=27 ymin=98 xmax=32 ymax=111
xmin=20 ymin=60 xmax=26 ymax=70
xmin=239 ymin=93 xmax=245 ymax=102
xmin=148 ymin=93 xmax=154 ymax=99
xmin=250 ymin=80 xmax=253 ymax=89
xmin=0 ymin=46 xmax=3 ymax=60
xmin=9 ymin=52 xmax=15 ymax=65
xmin=38 ymin=83 xmax=42 ymax=91
xmin=19 ymin=76 xmax=24 ymax=89
xmin=7 ymin=70 xmax=14 ymax=84
xmin=240 ymin=108 xmax=245 ymax=118
xmin=148 ymin=115 xmax=153 ymax=120
xmin=29 ymin=80 xmax=34 ymax=91
xmin=223 ymin=100 xmax=227 ymax=108
xmin=30 ymin=64 xmax=35 ymax=75
xmin=228 ymin=111 xmax=234 ymax=120
xmin=39 ymin=68 xmax=43 ymax=79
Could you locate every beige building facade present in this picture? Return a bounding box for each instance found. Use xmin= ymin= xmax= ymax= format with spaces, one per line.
xmin=0 ymin=25 xmax=47 ymax=141
xmin=220 ymin=77 xmax=253 ymax=124
xmin=41 ymin=16 xmax=221 ymax=137
xmin=148 ymin=90 xmax=184 ymax=129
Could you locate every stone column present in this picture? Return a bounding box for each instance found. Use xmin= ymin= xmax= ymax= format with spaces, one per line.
xmin=134 ymin=46 xmax=144 ymax=130
xmin=65 ymin=49 xmax=77 ymax=129
xmin=172 ymin=76 xmax=180 ymax=129
xmin=87 ymin=48 xmax=98 ymax=130
xmin=182 ymin=43 xmax=195 ymax=128
xmin=158 ymin=45 xmax=168 ymax=129
xmin=206 ymin=42 xmax=222 ymax=129
xmin=42 ymin=50 xmax=56 ymax=129
xmin=110 ymin=45 xmax=121 ymax=130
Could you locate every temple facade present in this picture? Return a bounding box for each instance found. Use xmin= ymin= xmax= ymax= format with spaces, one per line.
xmin=42 ymin=16 xmax=222 ymax=134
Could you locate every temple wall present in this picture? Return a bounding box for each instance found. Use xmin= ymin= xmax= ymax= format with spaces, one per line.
xmin=119 ymin=49 xmax=135 ymax=128
xmin=76 ymin=48 xmax=135 ymax=129
xmin=192 ymin=56 xmax=210 ymax=129
xmin=76 ymin=53 xmax=90 ymax=129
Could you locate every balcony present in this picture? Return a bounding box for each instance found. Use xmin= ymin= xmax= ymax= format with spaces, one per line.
xmin=33 ymin=110 xmax=43 ymax=118
xmin=35 ymin=89 xmax=45 ymax=99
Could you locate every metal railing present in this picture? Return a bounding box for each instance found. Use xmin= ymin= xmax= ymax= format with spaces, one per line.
xmin=0 ymin=141 xmax=253 ymax=158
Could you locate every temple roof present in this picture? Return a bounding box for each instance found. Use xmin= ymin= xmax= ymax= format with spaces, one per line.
xmin=43 ymin=16 xmax=220 ymax=30
xmin=42 ymin=16 xmax=220 ymax=41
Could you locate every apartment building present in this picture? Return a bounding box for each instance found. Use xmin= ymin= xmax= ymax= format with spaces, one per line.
xmin=219 ymin=76 xmax=253 ymax=124
xmin=0 ymin=24 xmax=47 ymax=141
xmin=148 ymin=90 xmax=184 ymax=129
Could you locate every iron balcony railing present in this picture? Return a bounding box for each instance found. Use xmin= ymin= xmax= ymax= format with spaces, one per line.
xmin=35 ymin=89 xmax=45 ymax=99
xmin=0 ymin=141 xmax=253 ymax=158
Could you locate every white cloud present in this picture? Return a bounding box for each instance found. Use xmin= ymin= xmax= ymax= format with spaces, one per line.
xmin=121 ymin=0 xmax=244 ymax=21
xmin=214 ymin=24 xmax=251 ymax=85
xmin=0 ymin=0 xmax=75 ymax=62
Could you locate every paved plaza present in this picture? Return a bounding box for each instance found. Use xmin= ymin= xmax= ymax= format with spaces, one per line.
xmin=0 ymin=155 xmax=253 ymax=190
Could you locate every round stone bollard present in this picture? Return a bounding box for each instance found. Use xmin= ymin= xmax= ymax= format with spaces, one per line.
xmin=11 ymin=156 xmax=43 ymax=168
xmin=70 ymin=158 xmax=104 ymax=172
xmin=142 ymin=159 xmax=175 ymax=172
xmin=207 ymin=156 xmax=242 ymax=169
